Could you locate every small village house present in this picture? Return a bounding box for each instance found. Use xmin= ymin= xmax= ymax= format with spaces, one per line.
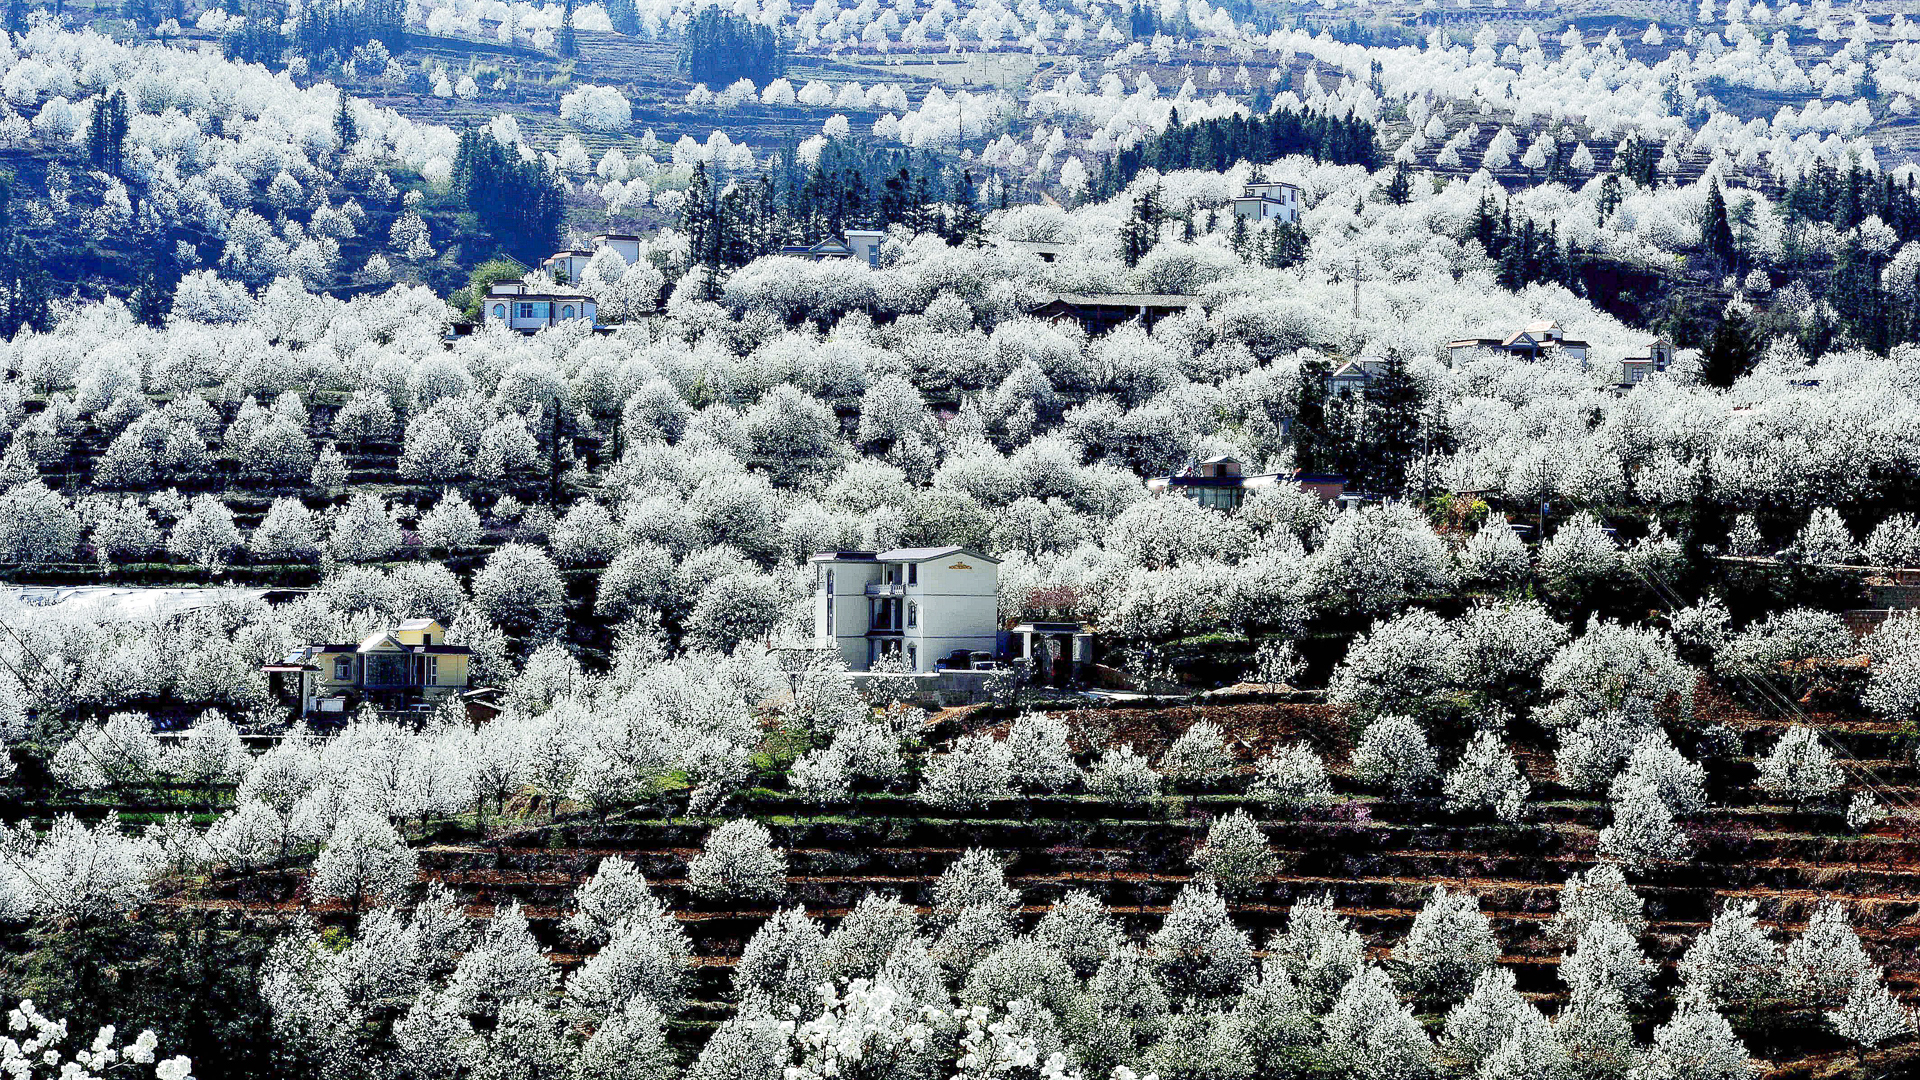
xmin=541 ymin=249 xmax=595 ymax=284
xmin=1619 ymin=338 xmax=1677 ymax=386
xmin=1325 ymin=355 xmax=1391 ymax=397
xmin=810 ymin=547 xmax=1000 ymax=673
xmin=1231 ymin=180 xmax=1302 ymax=224
xmin=589 ymin=232 xmax=646 ymax=265
xmin=482 ymin=282 xmax=598 ymax=332
xmin=1446 ymin=319 xmax=1590 ymax=363
xmin=1145 ymin=455 xmax=1346 ymax=510
xmin=778 ymin=228 xmax=888 ymax=267
xmin=1028 ymin=293 xmax=1204 ymax=335
xmin=265 ymin=618 xmax=471 ymax=715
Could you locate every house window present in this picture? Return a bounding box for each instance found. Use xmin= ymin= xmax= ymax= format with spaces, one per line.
xmin=422 ymin=633 xmax=432 ymax=646
xmin=908 ymin=563 xmax=918 ymax=585
xmin=426 ymin=656 xmax=439 ymax=686
xmin=492 ymin=304 xmax=506 ymax=319
xmin=333 ymin=657 xmax=351 ymax=681
xmin=907 ymin=602 xmax=917 ymax=628
xmin=561 ymin=305 xmax=575 ymax=319
xmin=907 ymin=644 xmax=917 ymax=670
xmin=515 ymin=303 xmax=536 ymax=320
xmin=365 ymin=653 xmax=408 ymax=688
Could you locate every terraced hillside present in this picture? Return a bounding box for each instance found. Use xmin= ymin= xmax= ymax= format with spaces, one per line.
xmin=176 ymin=689 xmax=1920 ymax=1077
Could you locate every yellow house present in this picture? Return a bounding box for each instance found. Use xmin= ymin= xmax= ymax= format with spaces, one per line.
xmin=265 ymin=618 xmax=472 ymax=715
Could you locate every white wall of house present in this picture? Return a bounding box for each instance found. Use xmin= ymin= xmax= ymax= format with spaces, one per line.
xmin=908 ymin=554 xmax=999 ymax=670
xmin=484 ymin=294 xmax=598 ymax=331
xmin=546 ymin=253 xmax=592 ymax=283
xmin=845 ymin=230 xmax=885 ymax=268
xmin=595 ymin=236 xmax=643 ymax=264
xmin=813 ymin=556 xmax=880 ymax=670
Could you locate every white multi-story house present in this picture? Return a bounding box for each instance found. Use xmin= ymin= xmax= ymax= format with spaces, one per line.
xmin=535 ymin=233 xmax=648 ymax=285
xmin=1231 ymin=180 xmax=1301 ymax=224
xmin=810 ymin=547 xmax=1000 ymax=672
xmin=481 ymin=282 xmax=598 ymax=332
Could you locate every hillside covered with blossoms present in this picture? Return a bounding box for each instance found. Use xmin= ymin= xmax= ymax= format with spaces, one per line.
xmin=0 ymin=2 xmax=1914 ymax=1080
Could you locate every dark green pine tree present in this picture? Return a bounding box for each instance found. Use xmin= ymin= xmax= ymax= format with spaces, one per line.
xmin=0 ymin=235 xmax=51 ymax=338
xmin=1363 ymin=352 xmax=1423 ymax=495
xmin=86 ymin=91 xmax=130 ymax=176
xmin=451 ymin=128 xmax=565 ymax=261
xmin=1290 ymin=358 xmax=1334 ymax=475
xmin=130 ymin=272 xmax=172 ymax=327
xmin=1382 ymin=162 xmax=1412 ymax=205
xmin=1267 ymin=222 xmax=1309 ymax=269
xmin=1702 ymin=180 xmax=1736 ymax=268
xmin=604 ymin=0 xmax=639 ymax=34
xmin=682 ymin=161 xmax=720 ymax=267
xmin=333 ymin=95 xmax=357 ymax=153
xmin=558 ymin=0 xmax=577 ymax=58
xmin=1119 ymin=184 xmax=1161 ymax=267
xmin=1228 ymin=211 xmax=1248 ymax=259
xmin=1698 ymin=309 xmax=1764 ymax=389
xmin=1469 ymin=193 xmax=1499 ymax=254
xmin=1597 ymin=173 xmax=1623 ymax=222
xmin=947 ymin=168 xmax=983 ymax=244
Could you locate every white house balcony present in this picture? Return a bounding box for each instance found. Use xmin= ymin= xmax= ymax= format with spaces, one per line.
xmin=865 ymin=582 xmax=906 ymax=596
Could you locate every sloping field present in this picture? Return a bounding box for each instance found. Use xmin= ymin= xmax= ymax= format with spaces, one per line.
xmin=174 ymin=688 xmax=1920 ymax=1075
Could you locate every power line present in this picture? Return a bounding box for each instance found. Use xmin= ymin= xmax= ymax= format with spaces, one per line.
xmin=1607 ymin=523 xmax=1920 ymax=825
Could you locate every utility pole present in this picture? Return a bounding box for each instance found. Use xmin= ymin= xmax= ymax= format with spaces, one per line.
xmin=1350 ymin=253 xmax=1361 ymax=329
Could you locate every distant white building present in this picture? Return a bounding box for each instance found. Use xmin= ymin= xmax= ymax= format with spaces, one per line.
xmin=541 ymin=248 xmax=595 ymax=284
xmin=590 ymin=233 xmax=645 ymax=265
xmin=1231 ymin=180 xmax=1301 ymax=224
xmin=810 ymin=547 xmax=1000 ymax=673
xmin=482 ymin=282 xmax=597 ymax=332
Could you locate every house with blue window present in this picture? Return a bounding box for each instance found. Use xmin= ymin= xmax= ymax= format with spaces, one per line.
xmin=482 ymin=282 xmax=598 ymax=332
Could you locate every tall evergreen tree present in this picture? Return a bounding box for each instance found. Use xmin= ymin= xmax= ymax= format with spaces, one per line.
xmin=678 ymin=9 xmax=785 ymax=85
xmin=947 ymin=168 xmax=983 ymax=244
xmin=333 ymin=96 xmax=357 ymax=153
xmin=1292 ymin=359 xmax=1334 ymax=475
xmin=682 ymin=161 xmax=720 ymax=268
xmin=1383 ymin=162 xmax=1412 ymax=205
xmin=558 ymin=0 xmax=577 ymax=58
xmin=1363 ymin=352 xmax=1424 ymax=495
xmin=1702 ymin=181 xmax=1736 ymax=268
xmin=1119 ymin=185 xmax=1162 ymax=268
xmin=604 ymin=0 xmax=639 ymax=34
xmin=451 ymin=129 xmax=565 ymax=262
xmin=86 ymin=91 xmax=130 ymax=177
xmin=1267 ymin=222 xmax=1309 ymax=269
xmin=1698 ymin=310 xmax=1763 ymax=390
